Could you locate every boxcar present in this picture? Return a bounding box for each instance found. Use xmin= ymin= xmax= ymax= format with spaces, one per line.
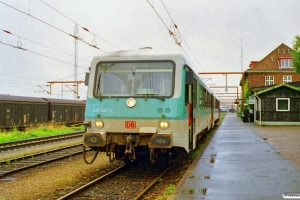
xmin=0 ymin=95 xmax=48 ymax=128
xmin=0 ymin=95 xmax=86 ymax=129
xmin=45 ymin=98 xmax=86 ymax=125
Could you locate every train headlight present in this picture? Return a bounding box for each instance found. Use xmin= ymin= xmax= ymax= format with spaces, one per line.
xmin=126 ymin=98 xmax=136 ymax=108
xmin=159 ymin=121 xmax=169 ymax=130
xmin=95 ymin=120 xmax=104 ymax=128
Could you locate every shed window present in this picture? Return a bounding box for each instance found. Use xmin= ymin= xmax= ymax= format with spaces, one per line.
xmin=265 ymin=76 xmax=274 ymax=86
xmin=276 ymin=98 xmax=290 ymax=111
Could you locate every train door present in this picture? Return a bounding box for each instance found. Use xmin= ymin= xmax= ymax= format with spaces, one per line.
xmin=185 ymin=70 xmax=194 ymax=151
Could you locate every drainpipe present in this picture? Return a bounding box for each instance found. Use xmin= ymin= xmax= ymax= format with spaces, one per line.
xmin=253 ymin=93 xmax=261 ymax=125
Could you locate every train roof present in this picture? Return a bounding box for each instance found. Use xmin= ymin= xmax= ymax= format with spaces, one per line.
xmin=91 ymin=48 xmax=215 ymax=94
xmin=43 ymin=98 xmax=86 ymax=104
xmin=91 ymin=48 xmax=186 ymax=64
xmin=0 ymin=94 xmax=86 ymax=104
xmin=0 ymin=94 xmax=47 ymax=103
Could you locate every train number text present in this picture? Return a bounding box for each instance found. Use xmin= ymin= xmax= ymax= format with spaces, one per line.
xmin=93 ymin=108 xmax=112 ymax=113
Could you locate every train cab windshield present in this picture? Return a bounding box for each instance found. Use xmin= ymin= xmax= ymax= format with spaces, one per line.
xmin=93 ymin=61 xmax=174 ymax=98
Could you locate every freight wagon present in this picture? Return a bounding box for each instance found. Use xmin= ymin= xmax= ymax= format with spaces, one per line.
xmin=0 ymin=94 xmax=85 ymax=130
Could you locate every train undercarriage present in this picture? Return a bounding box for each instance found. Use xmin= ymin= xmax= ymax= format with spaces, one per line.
xmin=83 ymin=133 xmax=188 ymax=164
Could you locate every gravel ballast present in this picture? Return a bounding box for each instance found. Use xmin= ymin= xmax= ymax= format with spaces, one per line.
xmin=0 ymin=152 xmax=119 ymax=200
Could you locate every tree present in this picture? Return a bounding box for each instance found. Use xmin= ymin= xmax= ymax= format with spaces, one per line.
xmin=292 ymin=35 xmax=300 ymax=74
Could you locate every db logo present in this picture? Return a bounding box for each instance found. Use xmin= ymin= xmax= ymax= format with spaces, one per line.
xmin=125 ymin=121 xmax=136 ymax=129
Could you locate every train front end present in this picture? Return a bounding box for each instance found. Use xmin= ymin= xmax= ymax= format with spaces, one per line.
xmin=83 ymin=50 xmax=188 ymax=164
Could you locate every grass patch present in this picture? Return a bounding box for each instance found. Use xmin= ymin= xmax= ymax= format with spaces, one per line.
xmin=157 ymin=184 xmax=176 ymax=200
xmin=0 ymin=124 xmax=84 ymax=143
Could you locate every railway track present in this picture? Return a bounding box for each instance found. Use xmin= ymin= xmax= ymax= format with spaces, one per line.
xmin=0 ymin=131 xmax=83 ymax=152
xmin=0 ymin=144 xmax=84 ymax=177
xmin=57 ymin=159 xmax=171 ymax=200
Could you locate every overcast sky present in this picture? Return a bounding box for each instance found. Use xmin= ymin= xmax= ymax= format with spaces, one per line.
xmin=0 ymin=0 xmax=299 ymax=100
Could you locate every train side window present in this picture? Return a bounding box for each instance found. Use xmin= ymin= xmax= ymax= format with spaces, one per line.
xmin=185 ymin=71 xmax=193 ymax=85
xmin=193 ymin=78 xmax=197 ymax=108
xmin=185 ymin=70 xmax=193 ymax=105
xmin=199 ymin=85 xmax=205 ymax=108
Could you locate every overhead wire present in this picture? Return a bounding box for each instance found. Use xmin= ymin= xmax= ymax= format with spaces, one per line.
xmin=0 ymin=80 xmax=43 ymax=87
xmin=1 ymin=29 xmax=90 ymax=62
xmin=146 ymin=0 xmax=169 ymax=30
xmin=52 ymin=72 xmax=86 ymax=82
xmin=39 ymin=0 xmax=122 ymax=51
xmin=160 ymin=0 xmax=205 ymax=73
xmin=0 ymin=78 xmax=86 ymax=96
xmin=0 ymin=40 xmax=88 ymax=69
xmin=0 ymin=85 xmax=39 ymax=92
xmin=0 ymin=1 xmax=92 ymax=97
xmin=0 ymin=72 xmax=86 ymax=85
xmin=147 ymin=0 xmax=216 ymax=85
xmin=0 ymin=73 xmax=86 ymax=95
xmin=0 ymin=39 xmax=87 ymax=95
xmin=146 ymin=1 xmax=198 ymax=68
xmin=0 ymin=73 xmax=48 ymax=82
xmin=0 ymin=1 xmax=106 ymax=52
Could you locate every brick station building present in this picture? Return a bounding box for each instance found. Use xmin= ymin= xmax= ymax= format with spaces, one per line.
xmin=245 ymin=43 xmax=300 ymax=90
xmin=244 ymin=43 xmax=300 ymax=125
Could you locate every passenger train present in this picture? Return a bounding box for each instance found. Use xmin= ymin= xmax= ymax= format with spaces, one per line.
xmin=83 ymin=48 xmax=220 ymax=164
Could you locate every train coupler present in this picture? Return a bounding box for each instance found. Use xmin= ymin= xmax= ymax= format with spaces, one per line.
xmin=108 ymin=143 xmax=116 ymax=163
xmin=149 ymin=148 xmax=156 ymax=164
xmin=124 ymin=134 xmax=136 ymax=160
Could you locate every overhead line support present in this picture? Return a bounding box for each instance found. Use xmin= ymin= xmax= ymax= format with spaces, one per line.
xmin=199 ymin=72 xmax=245 ymax=111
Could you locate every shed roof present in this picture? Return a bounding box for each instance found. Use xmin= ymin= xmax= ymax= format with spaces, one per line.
xmin=255 ymin=83 xmax=300 ymax=95
xmin=250 ymin=81 xmax=300 ymax=93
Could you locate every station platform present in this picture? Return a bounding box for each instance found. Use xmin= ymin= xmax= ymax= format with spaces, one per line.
xmin=170 ymin=113 xmax=300 ymax=200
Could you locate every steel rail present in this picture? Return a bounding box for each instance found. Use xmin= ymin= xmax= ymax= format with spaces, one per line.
xmin=0 ymin=131 xmax=83 ymax=152
xmin=56 ymin=163 xmax=127 ymax=200
xmin=0 ymin=144 xmax=85 ymax=177
xmin=134 ymin=165 xmax=171 ymax=200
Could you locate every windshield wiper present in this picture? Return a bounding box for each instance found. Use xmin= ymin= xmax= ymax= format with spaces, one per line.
xmin=96 ymin=74 xmax=102 ymax=101
xmin=136 ymin=94 xmax=165 ymax=101
xmin=154 ymin=96 xmax=165 ymax=101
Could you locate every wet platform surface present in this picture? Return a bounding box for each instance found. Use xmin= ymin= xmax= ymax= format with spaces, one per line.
xmin=172 ymin=113 xmax=300 ymax=200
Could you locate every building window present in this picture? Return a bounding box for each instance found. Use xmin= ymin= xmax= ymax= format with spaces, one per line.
xmin=276 ymin=98 xmax=290 ymax=111
xmin=278 ymin=58 xmax=293 ymax=68
xmin=283 ymin=76 xmax=292 ymax=83
xmin=265 ymin=76 xmax=274 ymax=86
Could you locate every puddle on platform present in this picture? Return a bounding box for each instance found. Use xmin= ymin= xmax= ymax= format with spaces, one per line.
xmin=189 ymin=175 xmax=210 ymax=179
xmin=204 ymin=153 xmax=217 ymax=164
xmin=181 ymin=188 xmax=207 ymax=195
xmin=210 ymin=154 xmax=217 ymax=163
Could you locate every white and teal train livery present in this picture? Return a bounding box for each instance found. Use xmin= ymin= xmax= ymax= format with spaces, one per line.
xmin=83 ymin=48 xmax=220 ymax=164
